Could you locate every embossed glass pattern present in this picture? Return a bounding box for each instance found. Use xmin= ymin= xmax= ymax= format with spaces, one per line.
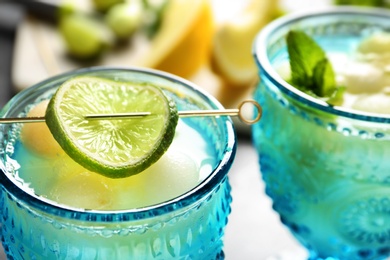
xmin=0 ymin=67 xmax=236 ymax=259
xmin=252 ymin=8 xmax=390 ymax=260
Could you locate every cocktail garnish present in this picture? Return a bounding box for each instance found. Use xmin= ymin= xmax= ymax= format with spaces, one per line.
xmin=0 ymin=101 xmax=261 ymax=124
xmin=84 ymin=99 xmax=262 ymax=125
xmin=45 ymin=76 xmax=179 ymax=179
xmin=2 ymin=77 xmax=262 ymax=178
xmin=286 ymin=30 xmax=345 ymax=105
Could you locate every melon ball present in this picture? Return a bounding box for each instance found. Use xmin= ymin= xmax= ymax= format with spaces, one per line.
xmin=352 ymin=92 xmax=390 ymax=114
xmin=340 ymin=61 xmax=386 ymax=94
xmin=48 ymin=168 xmax=114 ymax=210
xmin=358 ymin=32 xmax=390 ymax=56
xmin=137 ymin=150 xmax=200 ymax=206
xmin=20 ymin=100 xmax=64 ymax=156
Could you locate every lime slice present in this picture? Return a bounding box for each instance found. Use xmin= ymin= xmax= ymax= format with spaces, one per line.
xmin=45 ymin=76 xmax=179 ymax=178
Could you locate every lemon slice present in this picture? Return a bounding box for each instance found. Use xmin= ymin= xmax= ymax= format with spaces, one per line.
xmin=211 ymin=0 xmax=278 ymax=87
xmin=45 ymin=76 xmax=178 ymax=178
xmin=144 ymin=0 xmax=214 ymax=78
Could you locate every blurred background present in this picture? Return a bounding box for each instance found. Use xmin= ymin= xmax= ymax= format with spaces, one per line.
xmin=0 ymin=0 xmax=388 ymax=104
xmin=0 ymin=1 xmax=388 ymax=259
xmin=3 ymin=0 xmax=381 ymax=133
xmin=1 ymin=0 xmax=386 ymax=119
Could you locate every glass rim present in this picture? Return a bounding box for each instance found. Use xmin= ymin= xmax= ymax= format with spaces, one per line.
xmin=253 ymin=6 xmax=390 ymax=123
xmin=0 ymin=66 xmax=236 ymax=219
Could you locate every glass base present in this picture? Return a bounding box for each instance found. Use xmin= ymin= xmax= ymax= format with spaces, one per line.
xmin=266 ymin=247 xmax=308 ymax=260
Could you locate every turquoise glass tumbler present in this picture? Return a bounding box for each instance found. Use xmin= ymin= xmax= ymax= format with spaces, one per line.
xmin=0 ymin=67 xmax=236 ymax=259
xmin=252 ymin=8 xmax=390 ymax=260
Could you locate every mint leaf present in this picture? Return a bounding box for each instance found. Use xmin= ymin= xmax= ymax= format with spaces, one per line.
xmin=334 ymin=0 xmax=390 ymax=8
xmin=287 ymin=30 xmax=326 ymax=90
xmin=286 ymin=30 xmax=344 ymax=105
xmin=313 ymin=58 xmax=336 ymax=96
xmin=327 ymin=87 xmax=346 ymax=106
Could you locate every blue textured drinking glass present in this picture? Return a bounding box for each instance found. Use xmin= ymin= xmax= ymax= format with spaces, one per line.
xmin=0 ymin=67 xmax=236 ymax=259
xmin=252 ymin=7 xmax=390 ymax=260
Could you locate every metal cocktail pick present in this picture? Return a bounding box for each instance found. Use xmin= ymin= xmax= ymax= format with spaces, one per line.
xmin=0 ymin=100 xmax=262 ymax=125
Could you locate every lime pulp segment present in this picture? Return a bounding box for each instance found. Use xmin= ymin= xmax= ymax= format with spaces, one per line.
xmin=45 ymin=76 xmax=179 ymax=178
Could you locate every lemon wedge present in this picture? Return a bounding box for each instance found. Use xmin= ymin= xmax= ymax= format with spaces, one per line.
xmin=143 ymin=0 xmax=214 ymax=79
xmin=211 ymin=0 xmax=278 ymax=88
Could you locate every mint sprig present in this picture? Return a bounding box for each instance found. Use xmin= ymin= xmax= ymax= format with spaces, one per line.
xmin=286 ymin=30 xmax=344 ymax=105
xmin=334 ymin=0 xmax=390 ymax=8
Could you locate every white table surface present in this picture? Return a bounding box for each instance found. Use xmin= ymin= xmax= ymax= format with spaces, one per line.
xmin=224 ymin=137 xmax=305 ymax=260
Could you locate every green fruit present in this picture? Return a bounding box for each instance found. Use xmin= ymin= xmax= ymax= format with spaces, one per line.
xmin=45 ymin=76 xmax=179 ymax=178
xmin=92 ymin=0 xmax=125 ymax=12
xmin=59 ymin=14 xmax=113 ymax=59
xmin=105 ymin=2 xmax=143 ymax=39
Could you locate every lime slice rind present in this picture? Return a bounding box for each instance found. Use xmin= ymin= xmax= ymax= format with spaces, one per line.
xmin=46 ymin=76 xmax=178 ymax=178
